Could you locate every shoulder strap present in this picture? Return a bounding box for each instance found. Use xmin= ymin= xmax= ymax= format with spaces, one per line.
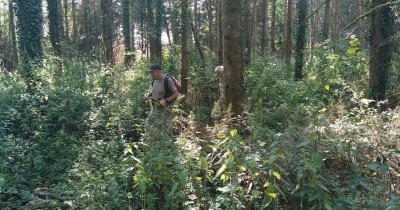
xmin=164 ymin=74 xmax=171 ymax=98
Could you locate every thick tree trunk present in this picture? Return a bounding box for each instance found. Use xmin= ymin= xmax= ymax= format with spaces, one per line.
xmin=223 ymin=0 xmax=244 ymax=116
xmin=181 ymin=0 xmax=189 ymax=94
xmin=369 ymin=0 xmax=394 ymax=101
xmin=294 ymin=0 xmax=308 ymax=80
xmin=47 ymin=0 xmax=62 ymax=57
xmin=100 ymin=0 xmax=114 ymax=65
xmin=331 ymin=0 xmax=340 ymax=41
xmin=283 ymin=0 xmax=293 ymax=63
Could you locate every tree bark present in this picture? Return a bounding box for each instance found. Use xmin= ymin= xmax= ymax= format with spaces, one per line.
xmin=181 ymin=0 xmax=189 ymax=94
xmin=270 ymin=0 xmax=276 ymax=52
xmin=100 ymin=0 xmax=114 ymax=65
xmin=47 ymin=0 xmax=62 ymax=57
xmin=154 ymin=0 xmax=163 ymax=63
xmin=283 ymin=0 xmax=293 ymax=63
xmin=72 ymin=0 xmax=77 ymax=41
xmin=9 ymin=0 xmax=18 ymax=68
xmin=216 ymin=0 xmax=223 ymax=64
xmin=369 ymin=0 xmax=395 ymax=101
xmin=223 ymin=0 xmax=244 ymax=116
xmin=322 ymin=0 xmax=330 ymax=41
xmin=294 ymin=0 xmax=308 ymax=80
xmin=261 ymin=0 xmax=269 ymax=55
xmin=123 ymin=0 xmax=132 ymax=65
xmin=63 ymin=0 xmax=69 ymax=40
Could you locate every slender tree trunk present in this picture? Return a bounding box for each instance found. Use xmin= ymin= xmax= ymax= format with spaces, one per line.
xmin=58 ymin=0 xmax=65 ymax=41
xmin=331 ymin=0 xmax=340 ymax=41
xmin=261 ymin=0 xmax=269 ymax=55
xmin=130 ymin=0 xmax=136 ymax=52
xmin=223 ymin=0 xmax=244 ymax=116
xmin=64 ymin=0 xmax=69 ymax=40
xmin=270 ymin=0 xmax=276 ymax=52
xmin=242 ymin=0 xmax=252 ymax=66
xmin=190 ymin=12 xmax=205 ymax=65
xmin=100 ymin=0 xmax=114 ymax=65
xmin=294 ymin=0 xmax=308 ymax=80
xmin=322 ymin=0 xmax=330 ymax=41
xmin=283 ymin=0 xmax=293 ymax=63
xmin=9 ymin=0 xmax=18 ymax=68
xmin=181 ymin=0 xmax=189 ymax=94
xmin=72 ymin=0 xmax=77 ymax=41
xmin=216 ymin=0 xmax=223 ymax=64
xmin=206 ymin=0 xmax=214 ymax=51
xmin=250 ymin=0 xmax=258 ymax=58
xmin=146 ymin=0 xmax=157 ymax=63
xmin=123 ymin=0 xmax=132 ymax=65
xmin=154 ymin=0 xmax=163 ymax=63
xmin=369 ymin=0 xmax=395 ymax=101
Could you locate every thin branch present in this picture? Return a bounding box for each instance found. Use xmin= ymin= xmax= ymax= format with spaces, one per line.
xmin=342 ymin=0 xmax=400 ymax=31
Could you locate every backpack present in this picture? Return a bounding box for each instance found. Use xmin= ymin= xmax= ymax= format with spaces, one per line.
xmin=152 ymin=74 xmax=181 ymax=99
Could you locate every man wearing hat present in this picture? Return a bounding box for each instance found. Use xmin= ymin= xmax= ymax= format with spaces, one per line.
xmin=144 ymin=64 xmax=179 ymax=136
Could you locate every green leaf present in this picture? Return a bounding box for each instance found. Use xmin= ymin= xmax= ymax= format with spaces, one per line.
xmin=324 ymin=85 xmax=330 ymax=91
xmin=267 ymin=192 xmax=278 ymax=199
xmin=230 ymin=129 xmax=238 ymax=137
xmin=216 ymin=164 xmax=228 ymax=177
xmin=312 ymin=152 xmax=323 ymax=169
xmin=272 ymin=171 xmax=281 ymax=180
xmin=368 ymin=162 xmax=389 ymax=172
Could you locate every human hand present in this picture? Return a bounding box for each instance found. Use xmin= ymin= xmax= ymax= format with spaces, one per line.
xmin=160 ymin=99 xmax=167 ymax=107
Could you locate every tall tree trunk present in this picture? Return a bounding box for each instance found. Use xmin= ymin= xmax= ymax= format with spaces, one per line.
xmin=181 ymin=0 xmax=189 ymax=94
xmin=130 ymin=0 xmax=136 ymax=51
xmin=216 ymin=0 xmax=223 ymax=64
xmin=100 ymin=0 xmax=114 ymax=65
xmin=270 ymin=0 xmax=276 ymax=52
xmin=154 ymin=0 xmax=163 ymax=63
xmin=9 ymin=0 xmax=18 ymax=68
xmin=294 ymin=0 xmax=308 ymax=80
xmin=72 ymin=0 xmax=77 ymax=41
xmin=242 ymin=0 xmax=252 ymax=66
xmin=58 ymin=0 xmax=65 ymax=41
xmin=283 ymin=0 xmax=293 ymax=63
xmin=250 ymin=0 xmax=258 ymax=58
xmin=15 ymin=0 xmax=44 ymax=91
xmin=190 ymin=12 xmax=205 ymax=65
xmin=322 ymin=0 xmax=330 ymax=41
xmin=369 ymin=0 xmax=395 ymax=101
xmin=261 ymin=0 xmax=269 ymax=55
xmin=146 ymin=0 xmax=157 ymax=63
xmin=206 ymin=0 xmax=214 ymax=51
xmin=47 ymin=0 xmax=62 ymax=57
xmin=64 ymin=0 xmax=69 ymax=40
xmin=123 ymin=0 xmax=133 ymax=65
xmin=223 ymin=0 xmax=244 ymax=116
xmin=331 ymin=0 xmax=340 ymax=41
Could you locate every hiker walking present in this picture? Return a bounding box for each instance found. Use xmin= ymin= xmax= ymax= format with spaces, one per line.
xmin=144 ymin=64 xmax=179 ymax=136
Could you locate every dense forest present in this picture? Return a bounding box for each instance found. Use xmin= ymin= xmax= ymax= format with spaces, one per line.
xmin=0 ymin=0 xmax=399 ymax=209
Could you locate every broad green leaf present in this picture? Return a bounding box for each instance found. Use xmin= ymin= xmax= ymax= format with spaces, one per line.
xmin=312 ymin=152 xmax=323 ymax=169
xmin=324 ymin=85 xmax=330 ymax=91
